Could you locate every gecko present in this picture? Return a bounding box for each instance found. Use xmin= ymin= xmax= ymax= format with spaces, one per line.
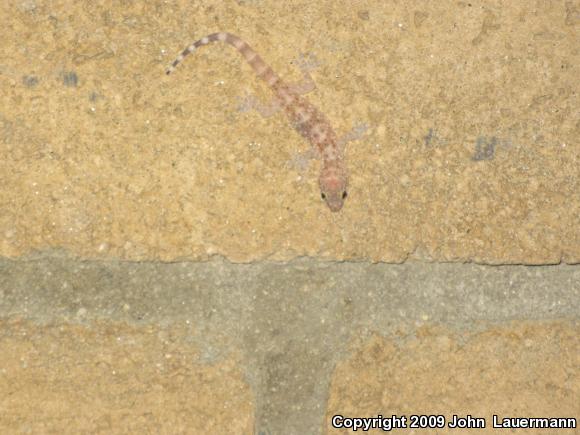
xmin=166 ymin=32 xmax=364 ymax=212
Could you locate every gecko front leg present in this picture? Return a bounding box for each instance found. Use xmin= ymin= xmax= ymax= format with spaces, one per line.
xmin=337 ymin=123 xmax=368 ymax=151
xmin=286 ymin=147 xmax=321 ymax=173
xmin=289 ymin=123 xmax=367 ymax=179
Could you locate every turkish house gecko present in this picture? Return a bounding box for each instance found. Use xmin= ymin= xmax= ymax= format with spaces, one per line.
xmin=166 ymin=32 xmax=365 ymax=212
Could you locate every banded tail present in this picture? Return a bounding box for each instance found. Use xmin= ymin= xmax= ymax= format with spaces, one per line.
xmin=166 ymin=32 xmax=281 ymax=88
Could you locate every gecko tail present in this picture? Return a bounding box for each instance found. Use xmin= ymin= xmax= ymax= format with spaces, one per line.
xmin=165 ymin=32 xmax=280 ymax=87
xmin=166 ymin=32 xmax=222 ymax=75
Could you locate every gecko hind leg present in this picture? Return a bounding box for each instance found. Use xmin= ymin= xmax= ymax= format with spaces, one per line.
xmin=236 ymin=53 xmax=319 ymax=115
xmin=236 ymin=93 xmax=282 ymax=118
xmin=287 ymin=53 xmax=320 ymax=95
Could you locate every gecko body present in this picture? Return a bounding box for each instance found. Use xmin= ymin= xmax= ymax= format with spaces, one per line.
xmin=167 ymin=32 xmax=348 ymax=212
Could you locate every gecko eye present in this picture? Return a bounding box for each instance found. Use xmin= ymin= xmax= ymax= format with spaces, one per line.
xmin=321 ymin=193 xmax=326 ymax=200
xmin=342 ymin=191 xmax=348 ymax=199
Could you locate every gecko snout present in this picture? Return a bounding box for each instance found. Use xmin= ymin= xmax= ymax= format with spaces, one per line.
xmin=319 ymin=170 xmax=348 ymax=212
xmin=321 ymin=190 xmax=348 ymax=212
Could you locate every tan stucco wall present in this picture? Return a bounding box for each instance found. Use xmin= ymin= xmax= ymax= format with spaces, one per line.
xmin=1 ymin=0 xmax=578 ymax=263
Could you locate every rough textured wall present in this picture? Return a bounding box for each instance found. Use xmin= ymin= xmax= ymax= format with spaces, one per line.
xmin=326 ymin=322 xmax=580 ymax=434
xmin=0 ymin=1 xmax=578 ymax=263
xmin=1 ymin=2 xmax=579 ymax=433
xmin=1 ymin=258 xmax=578 ymax=433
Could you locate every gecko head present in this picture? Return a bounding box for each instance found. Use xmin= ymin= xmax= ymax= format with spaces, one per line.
xmin=319 ymin=164 xmax=348 ymax=212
